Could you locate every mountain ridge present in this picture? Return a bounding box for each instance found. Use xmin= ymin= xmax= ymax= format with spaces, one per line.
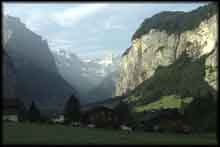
xmin=3 ymin=15 xmax=77 ymax=113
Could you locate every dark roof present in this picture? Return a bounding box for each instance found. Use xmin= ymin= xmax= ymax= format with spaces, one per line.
xmin=81 ymin=103 xmax=116 ymax=113
xmin=81 ymin=96 xmax=125 ymax=112
xmin=84 ymin=106 xmax=114 ymax=113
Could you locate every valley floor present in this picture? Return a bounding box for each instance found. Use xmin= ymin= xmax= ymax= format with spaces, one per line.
xmin=3 ymin=122 xmax=217 ymax=145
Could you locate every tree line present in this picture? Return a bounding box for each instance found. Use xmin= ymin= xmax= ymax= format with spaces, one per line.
xmin=17 ymin=94 xmax=132 ymax=127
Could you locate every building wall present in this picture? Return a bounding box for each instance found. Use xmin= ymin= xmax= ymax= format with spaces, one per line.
xmin=3 ymin=115 xmax=18 ymax=122
xmin=82 ymin=107 xmax=119 ymax=128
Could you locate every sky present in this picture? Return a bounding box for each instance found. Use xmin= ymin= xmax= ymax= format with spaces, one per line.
xmin=3 ymin=2 xmax=208 ymax=60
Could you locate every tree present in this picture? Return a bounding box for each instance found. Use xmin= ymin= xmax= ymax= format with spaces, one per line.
xmin=64 ymin=94 xmax=81 ymax=124
xmin=17 ymin=99 xmax=27 ymax=122
xmin=28 ymin=101 xmax=41 ymax=122
xmin=114 ymin=101 xmax=131 ymax=126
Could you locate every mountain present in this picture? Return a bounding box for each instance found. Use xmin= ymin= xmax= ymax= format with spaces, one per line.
xmin=116 ymin=3 xmax=218 ymax=132
xmin=2 ymin=19 xmax=17 ymax=99
xmin=2 ymin=51 xmax=17 ymax=99
xmin=3 ymin=15 xmax=77 ymax=113
xmin=52 ymin=49 xmax=100 ymax=104
xmin=52 ymin=49 xmax=120 ymax=103
xmin=86 ymin=70 xmax=120 ymax=104
xmin=86 ymin=55 xmax=120 ymax=103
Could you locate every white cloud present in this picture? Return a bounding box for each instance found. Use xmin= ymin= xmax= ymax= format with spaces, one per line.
xmin=48 ymin=39 xmax=74 ymax=51
xmin=105 ymin=21 xmax=125 ymax=30
xmin=51 ymin=3 xmax=108 ymax=27
xmin=24 ymin=13 xmax=43 ymax=32
xmin=104 ymin=16 xmax=126 ymax=31
xmin=52 ymin=39 xmax=73 ymax=44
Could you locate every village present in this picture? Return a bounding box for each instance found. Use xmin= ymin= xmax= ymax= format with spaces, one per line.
xmin=2 ymin=2 xmax=217 ymax=145
xmin=3 ymin=94 xmax=192 ymax=134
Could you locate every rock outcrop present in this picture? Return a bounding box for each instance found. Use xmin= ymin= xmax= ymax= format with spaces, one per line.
xmin=2 ymin=51 xmax=17 ymax=99
xmin=116 ymin=3 xmax=218 ymax=97
xmin=115 ymin=3 xmax=218 ymax=132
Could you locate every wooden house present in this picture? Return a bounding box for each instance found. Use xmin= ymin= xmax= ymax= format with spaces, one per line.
xmin=80 ymin=97 xmax=125 ymax=128
xmin=81 ymin=106 xmax=119 ymax=128
xmin=3 ymin=98 xmax=18 ymax=122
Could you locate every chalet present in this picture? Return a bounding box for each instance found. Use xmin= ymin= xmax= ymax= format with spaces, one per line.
xmin=80 ymin=96 xmax=125 ymax=128
xmin=81 ymin=106 xmax=119 ymax=128
xmin=3 ymin=98 xmax=18 ymax=122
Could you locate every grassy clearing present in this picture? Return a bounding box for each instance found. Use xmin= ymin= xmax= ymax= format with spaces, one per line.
xmin=3 ymin=122 xmax=217 ymax=145
xmin=133 ymin=95 xmax=193 ymax=113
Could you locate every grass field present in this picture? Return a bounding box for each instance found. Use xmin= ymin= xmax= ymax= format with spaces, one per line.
xmin=133 ymin=95 xmax=193 ymax=112
xmin=3 ymin=122 xmax=217 ymax=145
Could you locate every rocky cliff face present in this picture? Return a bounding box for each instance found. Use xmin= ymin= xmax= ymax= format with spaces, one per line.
xmin=3 ymin=15 xmax=76 ymax=112
xmin=2 ymin=51 xmax=17 ymax=99
xmin=2 ymin=16 xmax=17 ymax=99
xmin=4 ymin=15 xmax=57 ymax=72
xmin=116 ymin=4 xmax=218 ymax=97
xmin=115 ymin=3 xmax=218 ymax=132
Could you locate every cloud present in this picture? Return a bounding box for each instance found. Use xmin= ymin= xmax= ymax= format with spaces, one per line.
xmin=52 ymin=39 xmax=73 ymax=44
xmin=48 ymin=39 xmax=75 ymax=51
xmin=3 ymin=2 xmax=207 ymax=60
xmin=104 ymin=16 xmax=126 ymax=31
xmin=24 ymin=13 xmax=45 ymax=32
xmin=51 ymin=3 xmax=108 ymax=27
xmin=105 ymin=21 xmax=125 ymax=30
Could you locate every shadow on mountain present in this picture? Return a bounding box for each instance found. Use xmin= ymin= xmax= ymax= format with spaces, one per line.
xmin=128 ymin=49 xmax=217 ymax=132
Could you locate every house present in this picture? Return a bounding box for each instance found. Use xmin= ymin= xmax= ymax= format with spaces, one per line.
xmin=81 ymin=106 xmax=119 ymax=128
xmin=80 ymin=97 xmax=126 ymax=128
xmin=51 ymin=114 xmax=64 ymax=123
xmin=3 ymin=98 xmax=18 ymax=122
xmin=80 ymin=101 xmax=135 ymax=129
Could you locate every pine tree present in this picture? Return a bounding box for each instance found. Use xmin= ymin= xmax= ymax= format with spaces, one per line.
xmin=17 ymin=99 xmax=27 ymax=122
xmin=114 ymin=101 xmax=131 ymax=126
xmin=28 ymin=101 xmax=41 ymax=122
xmin=64 ymin=94 xmax=81 ymax=124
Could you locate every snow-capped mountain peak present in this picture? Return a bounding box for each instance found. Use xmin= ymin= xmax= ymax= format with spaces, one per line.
xmin=51 ymin=48 xmax=120 ymax=85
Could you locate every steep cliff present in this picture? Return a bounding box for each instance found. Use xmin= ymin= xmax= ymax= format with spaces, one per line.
xmin=3 ymin=15 xmax=76 ymax=112
xmin=116 ymin=3 xmax=218 ymax=97
xmin=2 ymin=51 xmax=17 ymax=99
xmin=115 ymin=3 xmax=218 ymax=131
xmin=2 ymin=17 xmax=17 ymax=99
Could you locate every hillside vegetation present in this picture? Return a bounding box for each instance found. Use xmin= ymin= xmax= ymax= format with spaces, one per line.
xmin=132 ymin=3 xmax=217 ymax=40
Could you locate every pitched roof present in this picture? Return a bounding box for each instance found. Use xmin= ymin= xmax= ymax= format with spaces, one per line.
xmin=81 ymin=96 xmax=124 ymax=112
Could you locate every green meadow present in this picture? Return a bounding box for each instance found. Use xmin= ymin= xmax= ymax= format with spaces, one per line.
xmin=3 ymin=122 xmax=217 ymax=145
